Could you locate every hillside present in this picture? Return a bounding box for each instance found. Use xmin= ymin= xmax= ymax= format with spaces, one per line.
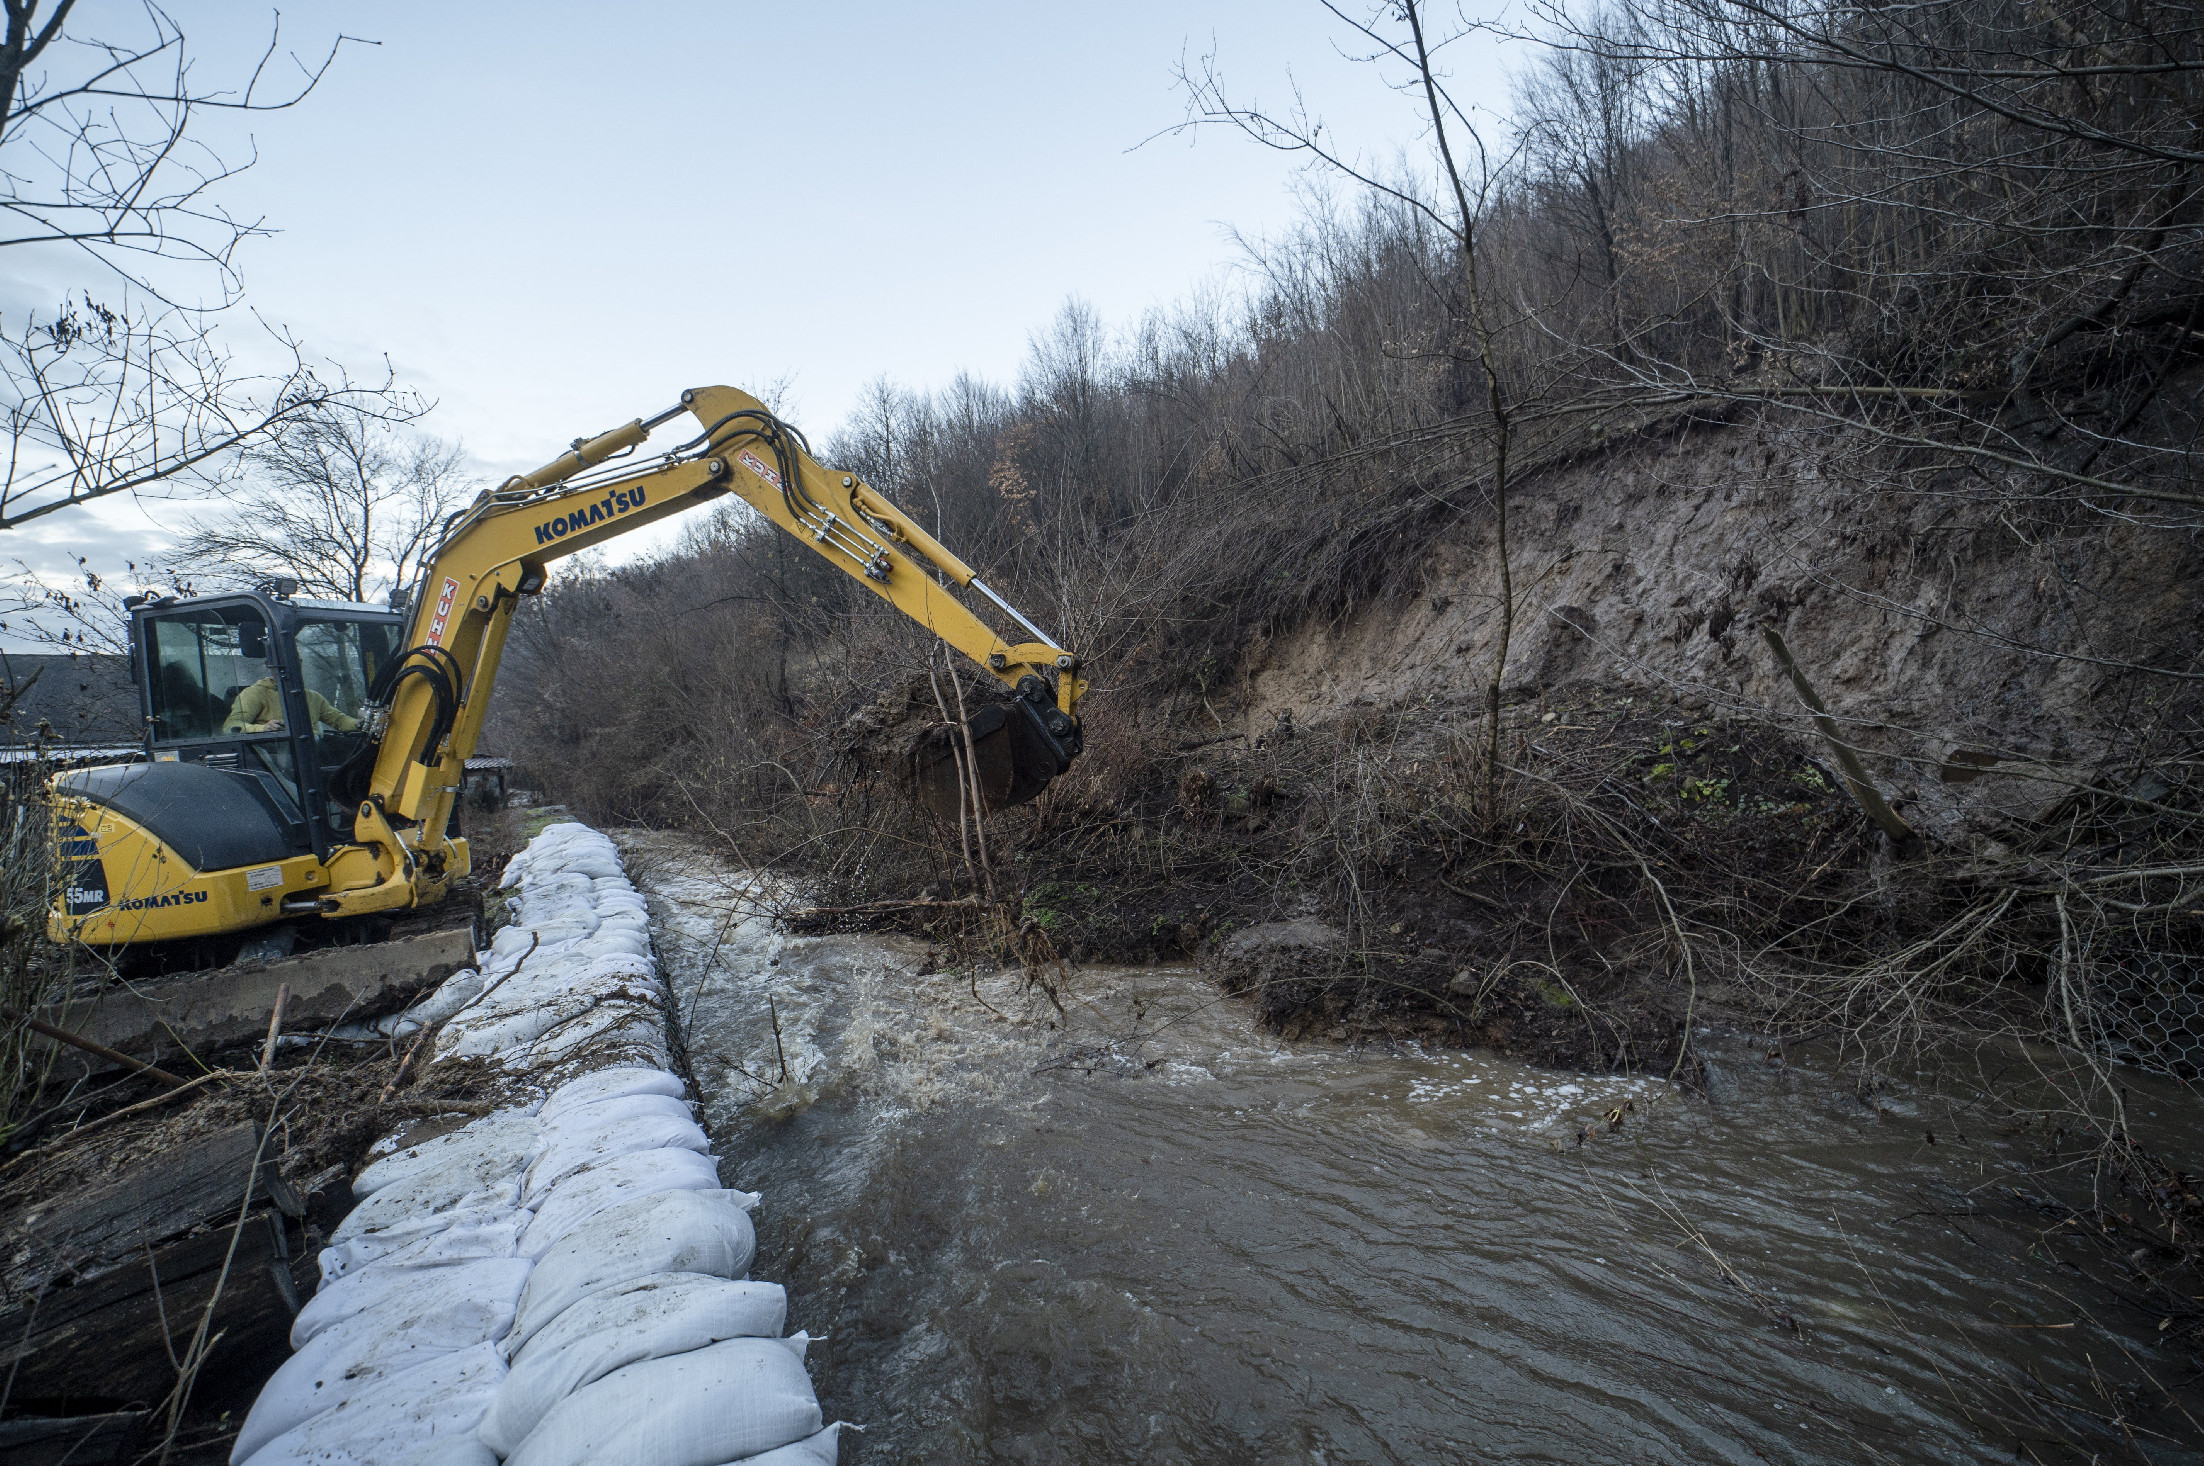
xmin=488 ymin=0 xmax=2204 ymax=1083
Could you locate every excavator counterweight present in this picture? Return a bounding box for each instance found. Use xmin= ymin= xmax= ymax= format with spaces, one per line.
xmin=46 ymin=386 xmax=1085 ymax=959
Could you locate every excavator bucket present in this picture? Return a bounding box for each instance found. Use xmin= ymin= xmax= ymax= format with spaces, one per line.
xmin=908 ymin=699 xmax=1073 ymax=818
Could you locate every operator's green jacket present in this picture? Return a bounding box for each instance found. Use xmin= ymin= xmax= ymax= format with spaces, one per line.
xmin=224 ymin=677 xmax=361 ymax=734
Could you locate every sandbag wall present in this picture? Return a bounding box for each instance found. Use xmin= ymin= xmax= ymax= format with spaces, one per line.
xmin=231 ymin=822 xmax=840 ymax=1466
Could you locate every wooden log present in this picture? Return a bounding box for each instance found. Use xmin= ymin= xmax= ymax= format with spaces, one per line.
xmin=3 ymin=1122 xmax=302 ymax=1295
xmin=1759 ymin=625 xmax=1918 ymax=845
xmin=257 ymin=982 xmax=289 ymax=1072
xmin=0 ymin=1213 xmax=296 ymax=1409
xmin=0 ymin=1410 xmax=150 ymax=1466
xmin=34 ymin=925 xmax=476 ymax=1075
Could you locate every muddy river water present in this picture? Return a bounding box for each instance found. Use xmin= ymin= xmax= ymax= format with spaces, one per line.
xmin=618 ymin=835 xmax=2202 ymax=1464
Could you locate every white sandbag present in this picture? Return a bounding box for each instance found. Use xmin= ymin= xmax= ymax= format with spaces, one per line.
xmin=352 ymin=1109 xmax=541 ymax=1197
xmin=510 ymin=835 xmax=624 ymax=884
xmin=400 ymin=1438 xmax=499 ymax=1466
xmin=477 ymin=1002 xmax=665 ymax=1070
xmin=488 ymin=923 xmax=544 ymax=962
xmin=585 ymin=924 xmax=653 ymax=958
xmin=505 ymin=1008 xmax=669 ymax=1071
xmin=233 ymin=1340 xmax=505 ymax=1466
xmin=439 ymin=963 xmax=609 ymax=1033
xmin=440 ymin=983 xmax=659 ymax=1060
xmin=508 ymin=1189 xmax=759 ymax=1351
xmin=513 ymin=865 xmax=590 ymax=896
xmin=518 ymin=1147 xmax=723 ymax=1259
xmin=402 ymin=967 xmax=487 ymax=1027
xmin=587 ymin=932 xmax=651 ymax=961
xmin=503 ymin=1338 xmax=820 ymax=1466
xmin=439 ymin=952 xmax=635 ymax=1017
xmin=713 ymin=1423 xmax=846 ymax=1466
xmin=538 ymin=1067 xmax=687 ymax=1122
xmin=516 ymin=905 xmax=600 ymax=943
xmin=469 ymin=948 xmax=633 ymax=991
xmin=559 ymin=852 xmax=625 ymax=879
xmin=292 ymin=1258 xmax=532 ymax=1349
xmin=319 ymin=1206 xmax=527 ymax=1282
xmin=333 ymin=1172 xmax=520 ymax=1248
xmin=523 ymin=1110 xmax=709 ymax=1203
xmin=522 ymin=875 xmax=598 ymax=907
xmin=510 ymin=1276 xmax=788 ymax=1377
xmin=479 ymin=1276 xmax=790 ymax=1455
xmin=237 ymin=1262 xmax=528 ymax=1461
xmin=537 ymin=1091 xmax=693 ymax=1136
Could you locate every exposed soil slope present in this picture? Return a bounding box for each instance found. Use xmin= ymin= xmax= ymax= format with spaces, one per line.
xmin=1237 ymin=406 xmax=2201 ymax=848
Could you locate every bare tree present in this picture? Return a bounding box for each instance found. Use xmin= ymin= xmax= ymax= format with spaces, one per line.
xmin=1512 ymin=6 xmax=1650 ymax=352
xmin=0 ymin=2 xmax=413 ymax=536
xmin=1504 ymin=0 xmax=2204 ymax=501
xmin=168 ymin=404 xmax=472 ymax=603
xmin=1177 ymin=0 xmax=1529 ymax=819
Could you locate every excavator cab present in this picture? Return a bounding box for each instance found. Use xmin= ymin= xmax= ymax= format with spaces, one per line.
xmin=47 ymin=585 xmax=406 ymax=954
xmin=128 ymin=587 xmax=401 ymax=852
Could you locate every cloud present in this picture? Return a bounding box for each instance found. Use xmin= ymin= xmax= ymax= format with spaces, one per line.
xmin=1 ymin=496 xmax=188 ymax=652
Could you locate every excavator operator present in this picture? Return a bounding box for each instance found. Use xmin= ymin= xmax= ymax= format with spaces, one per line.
xmin=224 ymin=674 xmax=361 ymax=735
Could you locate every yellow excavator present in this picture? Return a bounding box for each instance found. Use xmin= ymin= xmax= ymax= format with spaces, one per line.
xmin=46 ymin=385 xmax=1085 ymax=960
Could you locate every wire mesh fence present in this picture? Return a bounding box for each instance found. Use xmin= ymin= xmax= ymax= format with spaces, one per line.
xmin=2091 ymin=950 xmax=2204 ymax=1084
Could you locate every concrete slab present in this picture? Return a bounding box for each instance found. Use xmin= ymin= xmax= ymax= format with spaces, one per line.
xmin=38 ymin=927 xmax=476 ymax=1071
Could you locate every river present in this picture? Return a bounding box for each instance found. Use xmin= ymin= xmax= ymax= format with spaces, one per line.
xmin=618 ymin=833 xmax=2202 ymax=1464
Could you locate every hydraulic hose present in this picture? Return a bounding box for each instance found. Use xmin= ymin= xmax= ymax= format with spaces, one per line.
xmin=340 ymin=644 xmax=464 ymax=798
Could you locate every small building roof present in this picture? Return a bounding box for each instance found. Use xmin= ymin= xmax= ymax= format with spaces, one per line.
xmin=1 ymin=652 xmax=140 ymax=746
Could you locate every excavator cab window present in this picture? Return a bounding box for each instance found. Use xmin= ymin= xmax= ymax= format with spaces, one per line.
xmin=291 ymin=617 xmax=401 ymax=841
xmin=293 ymin=619 xmax=398 ymax=732
xmin=144 ymin=606 xmax=276 ymax=741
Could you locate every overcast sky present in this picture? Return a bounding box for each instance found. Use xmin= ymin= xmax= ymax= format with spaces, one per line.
xmin=4 ymin=1 xmax=1514 ymax=647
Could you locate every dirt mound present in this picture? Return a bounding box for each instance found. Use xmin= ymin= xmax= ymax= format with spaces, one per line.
xmin=1205 ymin=904 xmax=1688 ymax=1069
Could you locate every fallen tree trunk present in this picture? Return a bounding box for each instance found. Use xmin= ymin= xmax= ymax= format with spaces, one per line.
xmin=0 ymin=1004 xmax=188 ymax=1087
xmin=0 ymin=1213 xmax=299 ymax=1409
xmin=1759 ymin=625 xmax=1918 ymax=846
xmin=2 ymin=1122 xmax=301 ymax=1296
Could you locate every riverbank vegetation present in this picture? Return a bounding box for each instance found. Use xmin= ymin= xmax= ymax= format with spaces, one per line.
xmin=501 ymin=0 xmax=2201 ymax=1103
xmin=493 ymin=3 xmax=2204 ymax=1404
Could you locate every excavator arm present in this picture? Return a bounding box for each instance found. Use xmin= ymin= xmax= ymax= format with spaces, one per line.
xmin=326 ymin=385 xmax=1084 ymax=916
